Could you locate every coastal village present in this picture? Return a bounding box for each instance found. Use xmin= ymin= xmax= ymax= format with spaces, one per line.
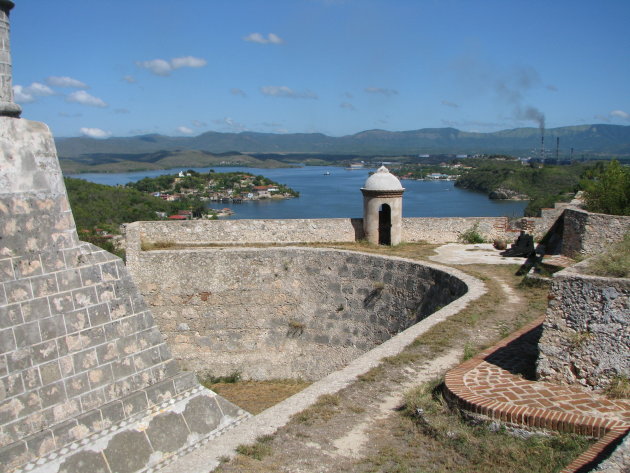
xmin=128 ymin=169 xmax=299 ymax=220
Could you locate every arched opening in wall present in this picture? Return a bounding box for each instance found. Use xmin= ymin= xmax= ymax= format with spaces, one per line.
xmin=379 ymin=203 xmax=392 ymax=245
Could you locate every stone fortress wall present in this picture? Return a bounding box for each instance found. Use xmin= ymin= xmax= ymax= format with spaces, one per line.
xmin=537 ymin=262 xmax=629 ymax=390
xmin=561 ymin=207 xmax=630 ymax=257
xmin=0 ymin=118 xmax=248 ymax=473
xmin=127 ymin=247 xmax=467 ymax=380
xmin=124 ymin=210 xmax=561 ymax=257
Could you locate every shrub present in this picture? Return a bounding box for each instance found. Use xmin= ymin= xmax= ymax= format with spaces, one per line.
xmin=582 ymin=160 xmax=630 ymax=215
xmin=235 ymin=435 xmax=273 ymax=460
xmin=459 ymin=223 xmax=485 ymax=244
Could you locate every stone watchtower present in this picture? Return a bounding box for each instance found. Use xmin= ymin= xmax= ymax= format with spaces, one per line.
xmin=0 ymin=0 xmax=20 ymax=117
xmin=361 ymin=166 xmax=405 ymax=245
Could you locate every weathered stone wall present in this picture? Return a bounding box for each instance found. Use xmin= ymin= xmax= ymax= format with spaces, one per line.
xmin=537 ymin=262 xmax=629 ymax=390
xmin=402 ymin=216 xmax=516 ymax=243
xmin=128 ymin=247 xmax=468 ymax=380
xmin=124 ymin=214 xmax=553 ymax=263
xmin=0 ymin=118 xmax=247 ymax=473
xmin=562 ymin=208 xmax=630 ymax=257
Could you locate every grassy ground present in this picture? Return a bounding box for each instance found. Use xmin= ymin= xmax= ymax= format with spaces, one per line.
xmin=583 ymin=232 xmax=630 ymax=278
xmin=202 ymin=379 xmax=311 ymax=414
xmin=350 ymin=379 xmax=590 ymax=473
xmin=208 ymin=242 xmax=592 ymax=473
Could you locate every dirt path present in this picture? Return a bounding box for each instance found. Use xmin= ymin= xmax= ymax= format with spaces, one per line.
xmin=211 ymin=264 xmax=547 ymax=473
xmin=331 ymin=349 xmax=462 ymax=459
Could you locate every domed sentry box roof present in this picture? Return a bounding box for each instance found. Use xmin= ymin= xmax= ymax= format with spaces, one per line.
xmin=361 ymin=166 xmax=404 ymax=195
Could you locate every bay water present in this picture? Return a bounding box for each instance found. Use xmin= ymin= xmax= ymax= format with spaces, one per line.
xmin=68 ymin=166 xmax=527 ymax=219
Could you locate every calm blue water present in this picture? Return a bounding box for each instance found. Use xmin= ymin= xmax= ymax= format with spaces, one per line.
xmin=68 ymin=166 xmax=527 ymax=219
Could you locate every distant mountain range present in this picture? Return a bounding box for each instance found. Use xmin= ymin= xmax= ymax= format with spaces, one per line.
xmin=56 ymin=124 xmax=630 ymax=158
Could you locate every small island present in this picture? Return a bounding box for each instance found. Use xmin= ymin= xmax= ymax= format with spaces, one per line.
xmin=127 ymin=169 xmax=299 ymax=219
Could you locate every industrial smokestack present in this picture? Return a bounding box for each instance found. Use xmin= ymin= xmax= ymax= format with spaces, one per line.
xmin=556 ymin=137 xmax=559 ymax=160
xmin=541 ymin=134 xmax=545 ymax=160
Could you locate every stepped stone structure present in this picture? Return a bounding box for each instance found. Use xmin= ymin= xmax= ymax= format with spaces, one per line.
xmin=0 ymin=7 xmax=247 ymax=473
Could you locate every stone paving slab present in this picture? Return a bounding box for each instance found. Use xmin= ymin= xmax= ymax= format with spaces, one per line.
xmin=445 ymin=316 xmax=629 ymax=473
xmin=429 ymin=243 xmax=528 ymax=265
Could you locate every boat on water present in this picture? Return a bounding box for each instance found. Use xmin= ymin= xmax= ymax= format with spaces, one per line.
xmin=345 ymin=162 xmax=365 ymax=170
xmin=324 ymin=171 xmax=331 ymax=175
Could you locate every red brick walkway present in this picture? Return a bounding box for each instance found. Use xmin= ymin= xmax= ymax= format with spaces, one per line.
xmin=444 ymin=316 xmax=629 ymax=473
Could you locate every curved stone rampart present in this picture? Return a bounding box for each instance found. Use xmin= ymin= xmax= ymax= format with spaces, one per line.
xmin=129 ymin=247 xmax=468 ymax=380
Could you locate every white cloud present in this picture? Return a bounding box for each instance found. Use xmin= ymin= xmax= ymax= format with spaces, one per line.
xmin=260 ymin=85 xmax=318 ymax=99
xmin=46 ymin=76 xmax=88 ymax=89
xmin=80 ymin=127 xmax=111 ymax=139
xmin=171 ymin=56 xmax=207 ymax=69
xmin=231 ymin=88 xmax=247 ymax=97
xmin=123 ymin=75 xmax=137 ymax=84
xmin=136 ymin=59 xmax=172 ymax=76
xmin=13 ymin=82 xmax=55 ymax=103
xmin=192 ymin=120 xmax=207 ymax=128
xmin=135 ymin=56 xmax=207 ymax=76
xmin=243 ymin=33 xmax=284 ymax=44
xmin=340 ymin=102 xmax=356 ymax=111
xmin=611 ymin=110 xmax=630 ymax=120
xmin=66 ymin=90 xmax=108 ymax=107
xmin=13 ymin=85 xmax=35 ymax=103
xmin=28 ymin=82 xmax=56 ymax=96
xmin=365 ymin=87 xmax=398 ymax=97
xmin=177 ymin=126 xmax=194 ymax=134
xmin=212 ymin=117 xmax=247 ymax=131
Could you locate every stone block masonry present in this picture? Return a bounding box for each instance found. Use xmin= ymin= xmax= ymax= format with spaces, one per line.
xmin=128 ymin=247 xmax=468 ymax=381
xmin=124 ymin=213 xmax=553 ymax=265
xmin=0 ymin=118 xmax=248 ymax=473
xmin=537 ymin=261 xmax=629 ymax=390
xmin=561 ymin=208 xmax=630 ymax=257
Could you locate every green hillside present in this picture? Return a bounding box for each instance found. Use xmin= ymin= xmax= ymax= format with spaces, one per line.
xmin=56 ymin=124 xmax=630 ymax=159
xmin=60 ymin=150 xmax=293 ymax=174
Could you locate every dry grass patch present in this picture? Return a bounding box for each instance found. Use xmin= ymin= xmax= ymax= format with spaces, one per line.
xmin=291 ymin=393 xmax=342 ymax=425
xmin=583 ymin=233 xmax=630 ymax=278
xmin=605 ymin=375 xmax=630 ymax=399
xmin=140 ymin=239 xmax=175 ymax=251
xmin=202 ymin=379 xmax=310 ymax=415
xmin=348 ymin=379 xmax=593 ymax=473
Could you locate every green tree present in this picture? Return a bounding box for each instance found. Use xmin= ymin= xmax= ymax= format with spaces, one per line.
xmin=582 ymin=160 xmax=630 ymax=215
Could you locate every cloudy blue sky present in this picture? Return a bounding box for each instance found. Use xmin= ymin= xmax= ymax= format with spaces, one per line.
xmin=9 ymin=0 xmax=630 ymax=138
